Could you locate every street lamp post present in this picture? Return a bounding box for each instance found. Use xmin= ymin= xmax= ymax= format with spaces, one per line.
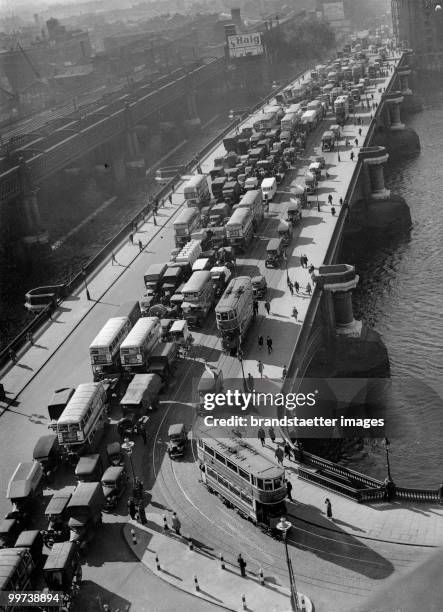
xmin=276 ymin=517 xmax=300 ymax=611
xmin=237 ymin=350 xmax=249 ymax=393
xmin=121 ymin=437 xmax=136 ymax=482
xmin=384 ymin=437 xmax=393 ymax=482
xmin=81 ymin=267 xmax=91 ymax=301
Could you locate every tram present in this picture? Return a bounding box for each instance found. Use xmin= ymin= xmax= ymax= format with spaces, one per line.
xmin=197 ymin=426 xmax=286 ymax=528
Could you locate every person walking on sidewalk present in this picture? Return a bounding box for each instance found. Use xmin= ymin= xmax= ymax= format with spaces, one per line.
xmin=308 ymin=264 xmax=315 ymax=275
xmin=237 ymin=554 xmax=247 ymax=577
xmin=111 ymin=252 xmax=118 ymax=266
xmin=253 ymin=300 xmax=259 ymax=317
xmin=171 ymin=512 xmax=181 ymax=535
xmin=288 ymin=280 xmax=294 ymax=296
xmin=292 ymin=307 xmax=298 ymax=321
xmin=257 ymin=360 xmax=264 ymax=378
xmin=286 ymin=479 xmax=293 ymax=501
xmin=266 ymin=336 xmax=273 ymax=354
xmin=331 ymin=206 xmax=336 ymax=216
xmin=358 ymin=128 xmax=362 ymax=137
xmin=325 ymin=498 xmax=333 ymax=519
xmin=26 ymin=331 xmax=34 ymax=345
xmin=129 ymin=233 xmax=134 ymax=245
xmin=258 ymin=335 xmax=264 ymax=351
xmin=350 ymin=151 xmax=354 ymax=161
xmin=168 ymin=194 xmax=173 ymax=205
xmin=275 ymin=446 xmax=284 ymax=466
xmin=138 ymin=239 xmax=143 ymax=253
xmin=257 ymin=427 xmax=266 ymax=446
xmin=294 ymin=281 xmax=300 ymax=294
xmin=127 ymin=497 xmax=136 ymax=520
xmin=264 ymin=300 xmax=271 ymax=316
xmin=328 ymin=194 xmax=333 ymax=205
xmin=306 ymin=283 xmax=312 ymax=296
xmin=282 ymin=365 xmax=288 ymax=380
xmin=268 ymin=427 xmax=276 ymax=443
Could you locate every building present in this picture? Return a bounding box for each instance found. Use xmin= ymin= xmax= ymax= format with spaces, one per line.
xmin=392 ymin=0 xmax=443 ymax=68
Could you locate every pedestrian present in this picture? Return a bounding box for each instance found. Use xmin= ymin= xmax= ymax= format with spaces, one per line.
xmin=257 ymin=360 xmax=264 ymax=378
xmin=26 ymin=331 xmax=34 ymax=345
xmin=345 ymin=137 xmax=349 ymax=147
xmin=140 ymin=425 xmax=147 ymax=445
xmin=258 ymin=335 xmax=264 ymax=351
xmin=168 ymin=194 xmax=173 ymax=204
xmin=371 ymin=93 xmax=374 ymax=99
xmin=438 ymin=482 xmax=443 ymax=505
xmin=286 ymin=479 xmax=293 ymax=501
xmin=247 ymin=373 xmax=254 ymax=392
xmin=138 ymin=239 xmax=143 ymax=253
xmin=358 ymin=128 xmax=362 ymax=137
xmin=325 ymin=170 xmax=330 ymax=179
xmin=338 ymin=152 xmax=341 ymax=162
xmin=111 ymin=251 xmax=117 ymax=265
xmin=153 ymin=215 xmax=157 ymax=226
xmin=137 ymin=500 xmax=147 ymax=525
xmin=328 ymin=194 xmax=332 ymax=205
xmin=284 ymin=442 xmax=291 ymax=460
xmin=253 ymin=300 xmax=259 ymax=316
xmin=8 ymin=348 xmax=18 ymax=364
xmin=308 ymin=264 xmax=315 ymax=275
xmin=292 ymin=307 xmax=298 ymax=321
xmin=257 ymin=427 xmax=265 ymax=446
xmin=171 ymin=512 xmax=181 ymax=535
xmin=275 ymin=446 xmax=284 ymax=466
xmin=303 ymin=255 xmax=308 ymax=269
xmin=354 ymin=138 xmax=359 ymax=146
xmin=264 ymin=300 xmax=271 ymax=315
xmin=306 ymin=283 xmax=312 ymax=296
xmin=294 ymin=281 xmax=300 ymax=294
xmin=268 ymin=427 xmax=276 ymax=443
xmin=129 ymin=233 xmax=133 ymax=245
xmin=266 ymin=336 xmax=273 ymax=354
xmin=331 ymin=207 xmax=336 ymax=216
xmin=350 ymin=151 xmax=354 ymax=161
xmin=339 ymin=197 xmax=343 ymax=206
xmin=237 ymin=554 xmax=247 ymax=577
xmin=325 ymin=498 xmax=333 ymax=519
xmin=127 ymin=497 xmax=136 ymax=520
xmin=288 ymin=281 xmax=294 ymax=296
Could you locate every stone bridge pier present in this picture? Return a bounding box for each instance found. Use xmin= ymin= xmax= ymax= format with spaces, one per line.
xmin=314 ymin=264 xmax=389 ymax=378
xmin=373 ymin=91 xmax=420 ymax=157
xmin=346 ymin=146 xmax=411 ymax=231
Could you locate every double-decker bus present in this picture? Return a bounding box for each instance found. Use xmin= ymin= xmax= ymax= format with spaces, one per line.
xmin=197 ymin=426 xmax=286 ymax=527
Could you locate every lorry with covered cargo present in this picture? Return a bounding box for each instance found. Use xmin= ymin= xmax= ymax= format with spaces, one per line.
xmin=120 ymin=373 xmax=161 ymax=414
xmin=147 ymin=342 xmax=177 ymax=386
xmin=222 ymin=180 xmax=243 ymax=206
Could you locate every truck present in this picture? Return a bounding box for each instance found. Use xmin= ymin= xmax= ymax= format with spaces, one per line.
xmin=183 ymin=174 xmax=211 ymax=208
xmin=280 ymin=112 xmax=297 ymax=134
xmin=181 ymin=270 xmax=215 ymax=328
xmin=143 ymin=263 xmax=168 ymax=295
xmin=171 ymin=239 xmax=203 ymax=280
xmin=120 ymin=373 xmax=162 ymax=414
xmin=223 ymin=136 xmax=238 ymax=154
xmin=253 ymin=111 xmax=278 ymax=132
xmin=215 ymin=276 xmax=254 ymax=355
xmin=321 ymin=130 xmax=336 ymax=151
xmin=210 ymin=266 xmax=232 ymax=298
xmin=211 ymin=176 xmax=227 ymax=202
xmin=66 ymin=482 xmax=105 ymax=548
xmin=225 ymin=207 xmax=254 ymax=252
xmin=222 ymin=180 xmax=243 ymax=206
xmin=119 ymin=317 xmax=161 ymax=373
xmin=173 ymin=207 xmax=201 ymax=247
xmin=159 ymin=266 xmax=184 ymax=303
xmin=208 ymin=202 xmax=231 ymax=226
xmin=147 ymin=342 xmax=177 ymax=386
xmin=236 ymin=189 xmax=263 ymax=230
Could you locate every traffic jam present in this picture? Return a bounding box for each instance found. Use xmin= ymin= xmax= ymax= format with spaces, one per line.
xmin=0 ymin=40 xmax=388 ymax=610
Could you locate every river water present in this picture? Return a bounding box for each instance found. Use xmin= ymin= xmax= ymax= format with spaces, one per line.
xmin=343 ymin=76 xmax=443 ymax=488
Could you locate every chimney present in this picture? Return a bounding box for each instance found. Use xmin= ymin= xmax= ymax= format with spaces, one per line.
xmin=231 ymin=8 xmax=242 ymax=28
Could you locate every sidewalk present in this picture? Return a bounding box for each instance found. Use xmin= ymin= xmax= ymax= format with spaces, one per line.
xmin=123 ymin=513 xmax=313 ymax=612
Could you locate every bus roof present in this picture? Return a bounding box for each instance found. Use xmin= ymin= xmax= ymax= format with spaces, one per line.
xmin=226 ymin=207 xmax=251 ymax=225
xmin=174 ymin=207 xmax=199 ymax=225
xmin=198 ymin=425 xmax=284 ymax=479
xmin=89 ymin=317 xmax=129 ymax=349
xmin=57 ymin=383 xmax=104 ymax=426
xmin=120 ymin=317 xmax=159 ymax=350
xmin=216 ymin=276 xmax=252 ymax=312
xmin=182 ymin=270 xmax=212 ymax=293
xmin=183 ymin=174 xmax=206 ymax=189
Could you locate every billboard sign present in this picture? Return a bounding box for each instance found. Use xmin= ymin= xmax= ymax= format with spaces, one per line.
xmin=323 ymin=1 xmax=345 ymax=22
xmin=228 ymin=33 xmax=264 ymax=58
